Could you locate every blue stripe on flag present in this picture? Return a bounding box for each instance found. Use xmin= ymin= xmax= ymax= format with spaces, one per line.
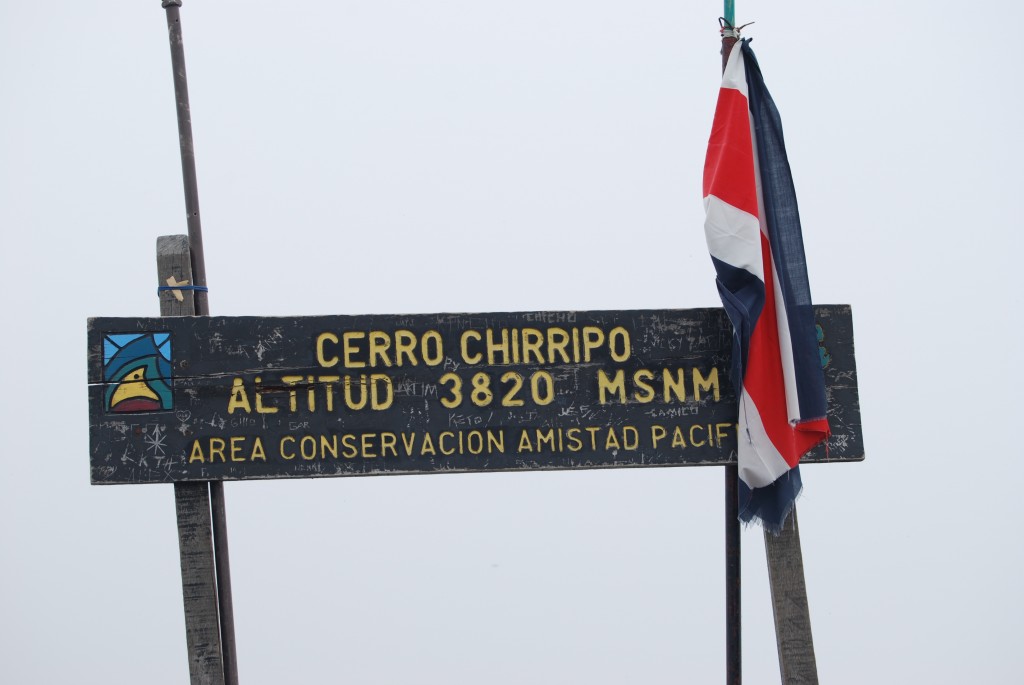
xmin=710 ymin=255 xmax=764 ymax=391
xmin=739 ymin=465 xmax=802 ymax=534
xmin=742 ymin=41 xmax=828 ymax=422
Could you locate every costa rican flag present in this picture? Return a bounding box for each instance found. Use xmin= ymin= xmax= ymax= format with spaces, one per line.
xmin=703 ymin=40 xmax=830 ymax=532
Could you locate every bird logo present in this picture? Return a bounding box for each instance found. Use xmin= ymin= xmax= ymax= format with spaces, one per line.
xmin=103 ymin=333 xmax=173 ymax=413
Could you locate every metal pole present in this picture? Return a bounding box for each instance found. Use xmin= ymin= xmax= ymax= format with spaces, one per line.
xmin=161 ymin=3 xmax=239 ymax=684
xmin=162 ymin=0 xmax=209 ymax=316
xmin=721 ymin=8 xmax=740 ymax=683
xmin=208 ymin=481 xmax=238 ymax=685
xmin=725 ymin=464 xmax=741 ymax=685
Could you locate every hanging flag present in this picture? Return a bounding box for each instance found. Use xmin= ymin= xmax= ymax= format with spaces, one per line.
xmin=703 ymin=39 xmax=830 ymax=532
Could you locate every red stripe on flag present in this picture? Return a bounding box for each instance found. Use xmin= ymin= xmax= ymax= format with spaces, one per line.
xmin=703 ymin=88 xmax=759 ymax=218
xmin=743 ymin=233 xmax=827 ymax=467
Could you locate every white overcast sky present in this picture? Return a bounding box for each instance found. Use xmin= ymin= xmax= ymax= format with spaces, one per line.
xmin=2 ymin=1 xmax=1021 ymax=683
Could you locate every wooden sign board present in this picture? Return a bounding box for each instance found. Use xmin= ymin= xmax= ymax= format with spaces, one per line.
xmin=88 ymin=306 xmax=862 ymax=484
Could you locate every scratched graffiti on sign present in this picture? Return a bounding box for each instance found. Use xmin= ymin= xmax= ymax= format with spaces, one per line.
xmin=87 ymin=307 xmax=862 ymax=484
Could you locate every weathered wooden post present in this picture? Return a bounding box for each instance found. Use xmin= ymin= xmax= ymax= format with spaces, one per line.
xmin=765 ymin=509 xmax=818 ymax=683
xmin=157 ymin=235 xmax=225 ymax=685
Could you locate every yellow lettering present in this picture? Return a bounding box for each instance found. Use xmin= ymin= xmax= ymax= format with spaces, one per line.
xmin=439 ymin=372 xmax=462 ymax=409
xmin=597 ymin=369 xmax=626 ymax=404
xmin=318 ymin=376 xmax=339 ymax=412
xmin=380 ymin=432 xmax=398 ymax=457
xmin=461 ymin=330 xmax=483 ymax=365
xmin=421 ymin=331 xmax=443 ymax=366
xmin=341 ymin=434 xmax=358 ymax=458
xmin=361 ymin=433 xmax=377 ymax=458
xmin=420 ymin=433 xmax=436 ymax=456
xmin=693 ymin=367 xmax=720 ymax=402
xmin=487 ymin=430 xmax=505 ymax=454
xmin=609 ymin=326 xmax=631 ymax=362
xmin=531 ymin=371 xmax=554 ymax=406
xmin=230 ymin=436 xmax=247 ymax=462
xmin=342 ymin=331 xmax=366 ymax=369
xmin=671 ymin=426 xmax=687 ymax=448
xmin=394 ymin=330 xmax=418 ymax=366
xmin=501 ymin=371 xmax=525 ymax=407
xmin=344 ymin=375 xmax=368 ymax=410
xmin=439 ymin=432 xmax=456 ymax=456
xmin=316 ymin=332 xmax=339 ymax=368
xmin=663 ymin=368 xmax=687 ymax=403
xmin=189 ymin=440 xmax=205 ymax=463
xmin=305 ymin=375 xmax=316 ymax=412
xmin=210 ymin=437 xmax=226 ymax=463
xmin=689 ymin=424 xmax=707 ymax=447
xmin=522 ymin=328 xmax=544 ymax=364
xmin=370 ymin=374 xmax=393 ymax=410
xmin=581 ymin=326 xmax=604 ymax=362
xmin=252 ymin=437 xmax=266 ymax=461
xmin=255 ymin=377 xmax=278 ymax=414
xmin=227 ymin=378 xmax=251 ymax=414
xmin=566 ymin=428 xmax=583 ymax=452
xmin=281 ymin=375 xmax=302 ymax=412
xmin=547 ymin=328 xmax=570 ymax=364
xmin=716 ymin=423 xmax=732 ymax=446
xmin=369 ymin=331 xmax=392 ymax=368
xmin=651 ymin=425 xmax=667 ymax=448
xmin=280 ymin=435 xmax=296 ymax=459
xmin=401 ymin=433 xmax=416 ymax=455
xmin=486 ymin=328 xmax=510 ymax=365
xmin=633 ymin=369 xmax=655 ymax=403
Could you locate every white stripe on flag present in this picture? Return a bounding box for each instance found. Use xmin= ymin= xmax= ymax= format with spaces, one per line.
xmin=737 ymin=389 xmax=793 ymax=488
xmin=703 ymin=194 xmax=764 ymax=278
xmin=770 ymin=260 xmax=803 ymax=424
xmin=722 ymin=43 xmax=748 ymax=97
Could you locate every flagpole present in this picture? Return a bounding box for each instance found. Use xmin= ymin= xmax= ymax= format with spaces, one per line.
xmin=721 ymin=8 xmax=741 ymax=684
xmin=161 ymin=3 xmax=239 ymax=683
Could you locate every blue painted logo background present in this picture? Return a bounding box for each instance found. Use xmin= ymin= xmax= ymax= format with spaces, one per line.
xmin=103 ymin=333 xmax=173 ymax=413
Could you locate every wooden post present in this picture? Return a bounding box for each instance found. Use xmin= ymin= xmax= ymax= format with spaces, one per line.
xmin=765 ymin=509 xmax=819 ymax=684
xmin=158 ymin=235 xmax=225 ymax=685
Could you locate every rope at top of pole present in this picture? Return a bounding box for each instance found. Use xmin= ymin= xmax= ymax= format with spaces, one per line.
xmin=719 ymin=15 xmax=753 ymax=41
xmin=720 ymin=17 xmax=741 ymax=40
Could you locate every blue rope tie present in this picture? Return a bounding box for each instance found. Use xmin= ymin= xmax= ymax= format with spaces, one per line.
xmin=158 ymin=285 xmax=209 ymax=293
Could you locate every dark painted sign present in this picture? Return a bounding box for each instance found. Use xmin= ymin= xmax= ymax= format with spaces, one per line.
xmin=87 ymin=306 xmax=862 ymax=484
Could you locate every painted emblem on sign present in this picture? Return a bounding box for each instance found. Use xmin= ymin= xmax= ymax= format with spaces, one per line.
xmin=103 ymin=333 xmax=173 ymax=413
xmin=816 ymin=324 xmax=832 ymax=369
